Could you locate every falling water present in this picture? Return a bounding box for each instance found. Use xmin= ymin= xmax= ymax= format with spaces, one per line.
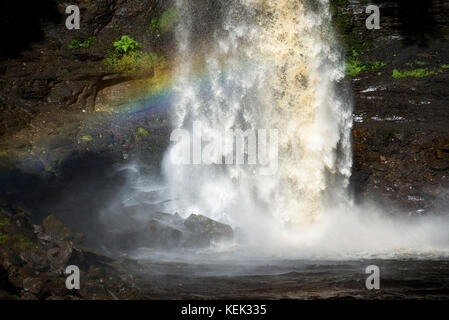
xmin=163 ymin=0 xmax=352 ymax=228
xmin=154 ymin=0 xmax=449 ymax=259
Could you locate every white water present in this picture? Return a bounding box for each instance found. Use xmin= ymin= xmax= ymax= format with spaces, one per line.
xmin=165 ymin=0 xmax=351 ymax=223
xmin=152 ymin=0 xmax=449 ymax=260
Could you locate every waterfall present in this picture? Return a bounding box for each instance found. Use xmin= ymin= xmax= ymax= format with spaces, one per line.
xmin=162 ymin=0 xmax=352 ymax=233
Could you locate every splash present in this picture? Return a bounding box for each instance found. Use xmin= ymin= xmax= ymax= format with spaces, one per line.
xmin=148 ymin=0 xmax=449 ymax=260
xmin=163 ymin=0 xmax=352 ymax=231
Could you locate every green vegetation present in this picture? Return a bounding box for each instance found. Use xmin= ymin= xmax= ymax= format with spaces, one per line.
xmin=148 ymin=17 xmax=161 ymax=33
xmin=147 ymin=7 xmax=178 ymax=33
xmin=104 ymin=51 xmax=165 ymax=74
xmin=113 ymin=35 xmax=141 ymax=54
xmin=68 ymin=37 xmax=96 ymax=49
xmin=0 ymin=231 xmax=38 ymax=250
xmin=0 ymin=234 xmax=7 ymax=245
xmin=331 ymin=0 xmax=375 ymax=58
xmin=331 ymin=0 xmax=388 ymax=77
xmin=392 ymin=68 xmax=437 ymax=79
xmin=406 ymin=61 xmax=428 ymax=68
xmin=81 ymin=135 xmax=93 ymax=142
xmin=134 ymin=127 xmax=149 ymax=141
xmin=369 ymin=61 xmax=387 ymax=70
xmin=10 ymin=234 xmax=39 ymax=250
xmin=0 ymin=217 xmax=10 ymax=226
xmin=137 ymin=127 xmax=149 ymax=137
xmin=346 ymin=49 xmax=387 ymax=77
xmin=393 ymin=62 xmax=449 ymax=78
xmin=345 ymin=60 xmax=363 ymax=77
xmin=104 ymin=35 xmax=165 ymax=74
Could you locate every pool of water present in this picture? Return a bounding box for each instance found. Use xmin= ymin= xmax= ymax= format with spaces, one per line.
xmin=122 ymin=256 xmax=449 ymax=299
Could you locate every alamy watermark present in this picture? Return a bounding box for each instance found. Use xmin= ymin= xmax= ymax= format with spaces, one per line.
xmin=366 ymin=5 xmax=380 ymax=30
xmin=169 ymin=121 xmax=279 ymax=176
xmin=66 ymin=5 xmax=80 ymax=30
xmin=65 ymin=265 xmax=80 ymax=290
xmin=365 ymin=265 xmax=380 ymax=290
xmin=64 ymin=4 xmax=379 ymax=31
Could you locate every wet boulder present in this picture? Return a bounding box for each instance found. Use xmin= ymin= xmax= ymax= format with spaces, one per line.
xmin=107 ymin=210 xmax=234 ymax=250
xmin=42 ymin=214 xmax=84 ymax=244
xmin=23 ymin=277 xmax=43 ymax=295
xmin=136 ymin=213 xmax=234 ymax=249
xmin=47 ymin=242 xmax=74 ymax=269
xmin=144 ymin=219 xmax=183 ymax=248
xmin=183 ymin=214 xmax=234 ymax=248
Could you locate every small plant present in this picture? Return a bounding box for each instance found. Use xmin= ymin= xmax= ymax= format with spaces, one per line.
xmin=441 ymin=64 xmax=449 ymax=69
xmin=406 ymin=61 xmax=427 ymax=67
xmin=81 ymin=135 xmax=93 ymax=142
xmin=346 ymin=59 xmax=386 ymax=77
xmin=104 ymin=35 xmax=165 ymax=75
xmin=369 ymin=61 xmax=387 ymax=70
xmin=0 ymin=218 xmax=10 ymax=226
xmin=68 ymin=40 xmax=81 ymax=49
xmin=148 ymin=17 xmax=161 ymax=33
xmin=160 ymin=7 xmax=178 ymax=31
xmin=0 ymin=234 xmax=7 ymax=245
xmin=113 ymin=35 xmax=141 ymax=54
xmin=392 ymin=68 xmax=437 ymax=79
xmin=68 ymin=37 xmax=96 ymax=49
xmin=147 ymin=7 xmax=178 ymax=33
xmin=137 ymin=127 xmax=149 ymax=137
xmin=345 ymin=59 xmax=363 ymax=77
xmin=345 ymin=45 xmax=387 ymax=77
xmin=104 ymin=51 xmax=165 ymax=74
xmin=134 ymin=127 xmax=150 ymax=141
xmin=351 ymin=48 xmax=361 ymax=57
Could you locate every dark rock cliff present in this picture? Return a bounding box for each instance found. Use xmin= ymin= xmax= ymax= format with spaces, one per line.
xmin=0 ymin=0 xmax=173 ymax=135
xmin=333 ymin=0 xmax=449 ymax=213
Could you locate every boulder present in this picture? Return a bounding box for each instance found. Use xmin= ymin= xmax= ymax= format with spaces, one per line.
xmin=107 ymin=211 xmax=234 ymax=250
xmin=183 ymin=214 xmax=234 ymax=248
xmin=42 ymin=214 xmax=84 ymax=244
xmin=23 ymin=277 xmax=42 ymax=295
xmin=47 ymin=242 xmax=74 ymax=267
xmin=145 ymin=219 xmax=183 ymax=248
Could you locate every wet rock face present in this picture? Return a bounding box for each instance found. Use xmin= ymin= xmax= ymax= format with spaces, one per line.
xmin=145 ymin=219 xmax=184 ymax=248
xmin=42 ymin=214 xmax=85 ymax=244
xmin=332 ymin=0 xmax=449 ymax=213
xmin=0 ymin=0 xmax=174 ymax=136
xmin=106 ymin=207 xmax=234 ymax=251
xmin=352 ymin=126 xmax=449 ymax=213
xmin=0 ymin=208 xmax=141 ymax=300
xmin=183 ymin=214 xmax=234 ymax=248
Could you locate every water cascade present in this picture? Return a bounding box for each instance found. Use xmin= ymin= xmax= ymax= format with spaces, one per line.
xmin=164 ymin=0 xmax=352 ymax=230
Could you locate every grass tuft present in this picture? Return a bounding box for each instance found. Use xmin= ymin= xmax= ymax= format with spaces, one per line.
xmin=68 ymin=37 xmax=96 ymax=49
xmin=392 ymin=68 xmax=437 ymax=79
